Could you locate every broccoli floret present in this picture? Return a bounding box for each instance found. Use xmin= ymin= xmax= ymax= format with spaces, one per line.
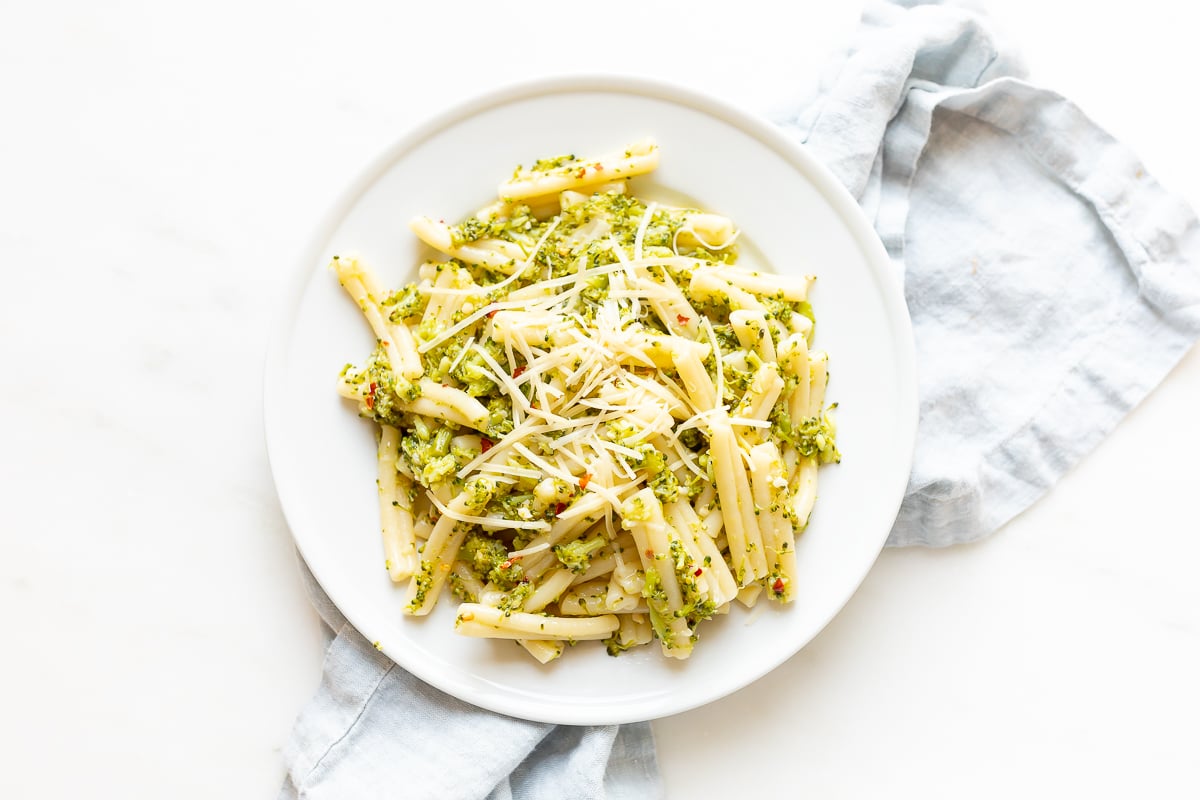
xmin=497 ymin=581 xmax=534 ymax=615
xmin=460 ymin=533 xmax=506 ymax=574
xmin=604 ymin=633 xmax=637 ymax=657
xmin=580 ymin=273 xmax=609 ymax=306
xmin=649 ymin=469 xmax=679 ymax=504
xmin=623 ymin=495 xmax=652 ymax=523
xmin=553 ymin=534 xmax=608 ymax=574
xmin=488 ymin=560 xmax=524 ymax=591
xmin=462 ymin=477 xmax=497 ymax=511
xmin=421 ymin=454 xmax=457 ymax=485
xmin=684 ymin=473 xmax=707 ymax=500
xmin=637 ymin=446 xmax=665 ymax=474
xmin=637 ymin=445 xmax=679 ymax=503
xmin=604 ymin=418 xmax=640 ymax=446
xmin=458 ymin=531 xmax=523 ymax=590
xmin=398 ymin=420 xmax=462 ymax=487
xmin=382 ymin=282 xmax=428 ymax=321
xmin=484 ymin=396 xmax=514 ymax=438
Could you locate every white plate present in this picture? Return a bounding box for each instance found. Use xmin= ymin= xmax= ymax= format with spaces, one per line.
xmin=264 ymin=76 xmax=917 ymax=725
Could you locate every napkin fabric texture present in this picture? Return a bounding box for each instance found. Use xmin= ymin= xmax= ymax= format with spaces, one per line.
xmin=779 ymin=0 xmax=1200 ymax=546
xmin=279 ymin=562 xmax=661 ymax=800
xmin=280 ymin=2 xmax=1200 ymax=797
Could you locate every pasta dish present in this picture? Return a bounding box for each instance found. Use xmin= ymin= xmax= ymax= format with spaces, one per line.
xmin=333 ymin=140 xmax=838 ymax=663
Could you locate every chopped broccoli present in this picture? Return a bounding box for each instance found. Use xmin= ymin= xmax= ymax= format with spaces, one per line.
xmin=670 ymin=539 xmax=716 ymax=628
xmin=399 ymin=419 xmax=462 ymax=487
xmin=382 ymin=283 xmax=428 ymax=321
xmin=420 ymin=454 xmax=457 ymax=485
xmin=637 ymin=445 xmax=679 ymax=503
xmin=638 ymin=532 xmax=716 ymax=653
xmin=772 ymin=404 xmax=840 ymax=464
xmin=460 ymin=533 xmax=505 ymax=574
xmin=458 ymin=532 xmax=523 ymax=590
xmin=488 ymin=559 xmax=524 ymax=591
xmin=484 ymin=396 xmax=514 ymax=438
xmin=623 ymin=495 xmax=652 ymax=523
xmin=341 ymin=344 xmax=421 ymax=428
xmin=553 ymin=534 xmax=608 ymax=574
xmin=452 ymin=339 xmax=506 ymax=397
xmin=529 ymin=153 xmax=577 ymax=173
xmin=407 ymin=560 xmax=435 ymax=611
xmin=640 ymin=567 xmax=675 ymax=648
xmin=462 ymin=477 xmax=497 ymax=511
xmin=497 ymin=581 xmax=534 ymax=615
xmin=604 ymin=418 xmax=641 ymax=446
xmin=648 ymin=467 xmax=679 ymax=505
xmin=498 ymin=492 xmax=535 ymax=519
xmin=684 ymin=473 xmax=707 ymax=500
xmin=604 ymin=632 xmax=637 ymax=657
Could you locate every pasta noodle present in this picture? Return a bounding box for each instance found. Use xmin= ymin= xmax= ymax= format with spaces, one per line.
xmin=334 ymin=140 xmax=839 ymax=662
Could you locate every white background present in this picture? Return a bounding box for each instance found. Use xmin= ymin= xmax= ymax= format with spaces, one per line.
xmin=2 ymin=1 xmax=1197 ymax=797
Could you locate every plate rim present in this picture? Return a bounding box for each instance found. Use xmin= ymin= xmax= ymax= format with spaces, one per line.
xmin=264 ymin=74 xmax=918 ymax=724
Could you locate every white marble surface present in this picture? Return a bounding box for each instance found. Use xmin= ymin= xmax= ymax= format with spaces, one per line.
xmin=2 ymin=1 xmax=1197 ymax=797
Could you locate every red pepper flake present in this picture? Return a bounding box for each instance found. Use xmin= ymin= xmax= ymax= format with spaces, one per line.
xmin=365 ymin=382 xmax=378 ymax=410
xmin=694 ymin=568 xmax=704 ymax=576
xmin=592 ymin=163 xmax=603 ymax=172
xmin=480 ymin=437 xmax=494 ymax=453
xmin=576 ymin=166 xmax=587 ymax=178
xmin=554 ymin=502 xmax=567 ymax=516
xmin=772 ymin=577 xmax=785 ymax=594
xmin=644 ymin=548 xmax=654 ymax=559
xmin=499 ymin=559 xmax=512 ymax=570
xmin=486 ymin=306 xmax=499 ymax=319
xmin=512 ymin=365 xmax=526 ymax=379
xmin=676 ymin=314 xmax=691 ymax=326
xmin=579 ymin=473 xmax=591 ymax=490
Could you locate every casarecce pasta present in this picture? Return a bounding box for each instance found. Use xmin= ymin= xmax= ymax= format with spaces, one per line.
xmin=334 ymin=140 xmax=839 ymax=662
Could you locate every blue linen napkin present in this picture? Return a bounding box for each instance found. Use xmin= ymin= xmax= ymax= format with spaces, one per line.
xmin=279 ymin=561 xmax=661 ymax=800
xmin=778 ymin=0 xmax=1200 ymax=547
xmin=279 ymin=2 xmax=1200 ymax=796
